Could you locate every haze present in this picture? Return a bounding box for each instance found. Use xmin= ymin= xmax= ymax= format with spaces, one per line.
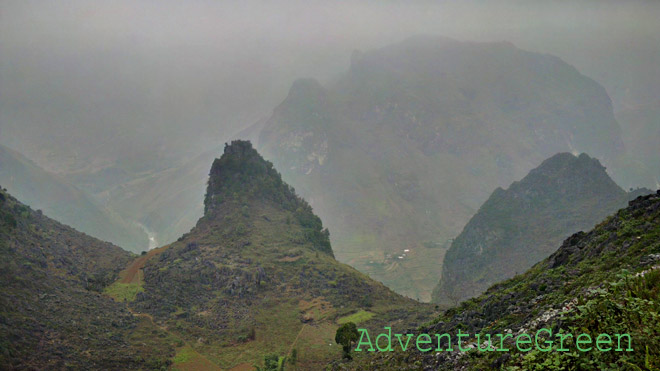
xmin=2 ymin=0 xmax=658 ymax=173
xmin=1 ymin=0 xmax=659 ymax=276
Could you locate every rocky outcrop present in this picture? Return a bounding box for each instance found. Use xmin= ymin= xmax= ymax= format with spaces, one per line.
xmin=433 ymin=153 xmax=650 ymax=305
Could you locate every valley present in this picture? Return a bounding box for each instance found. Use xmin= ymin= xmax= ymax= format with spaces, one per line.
xmin=1 ymin=2 xmax=658 ymax=369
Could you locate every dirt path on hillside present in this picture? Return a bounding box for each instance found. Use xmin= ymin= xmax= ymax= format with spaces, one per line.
xmin=120 ymin=245 xmax=168 ymax=284
xmin=287 ymin=324 xmax=307 ymax=357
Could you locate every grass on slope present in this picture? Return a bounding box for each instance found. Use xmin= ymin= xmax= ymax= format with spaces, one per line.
xmin=337 ymin=310 xmax=375 ymax=325
xmin=342 ymin=192 xmax=660 ymax=370
xmin=198 ymin=298 xmax=342 ymax=370
xmin=172 ymin=345 xmax=222 ymax=371
xmin=104 ymin=281 xmax=144 ymax=302
xmin=104 ymin=245 xmax=168 ymax=302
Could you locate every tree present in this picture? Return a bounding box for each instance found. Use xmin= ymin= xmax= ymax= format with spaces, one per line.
xmin=335 ymin=322 xmax=359 ymax=360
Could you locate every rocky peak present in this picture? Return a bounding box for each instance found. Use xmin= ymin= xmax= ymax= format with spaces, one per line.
xmin=202 ymin=140 xmax=333 ymax=256
xmin=433 ymin=152 xmax=633 ymax=305
xmin=287 ymin=78 xmax=325 ymax=99
xmin=277 ymin=78 xmax=327 ymax=116
xmin=204 ymin=140 xmax=292 ymax=215
xmin=530 ymin=152 xmax=606 ymax=178
xmin=509 ymin=152 xmax=625 ymax=202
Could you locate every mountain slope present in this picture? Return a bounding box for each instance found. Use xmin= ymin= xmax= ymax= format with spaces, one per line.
xmin=0 ymin=187 xmax=174 ymax=369
xmin=119 ymin=141 xmax=433 ymax=369
xmin=0 ymin=144 xmax=148 ymax=251
xmin=433 ymin=153 xmax=648 ymax=305
xmin=344 ymin=190 xmax=660 ymax=370
xmin=256 ymin=35 xmax=625 ymax=300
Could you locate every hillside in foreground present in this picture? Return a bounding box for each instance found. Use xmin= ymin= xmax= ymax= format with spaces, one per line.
xmin=0 ymin=187 xmax=174 ymax=369
xmin=340 ymin=189 xmax=660 ymax=370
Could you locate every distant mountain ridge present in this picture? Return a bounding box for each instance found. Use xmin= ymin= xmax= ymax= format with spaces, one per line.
xmin=98 ymin=147 xmax=220 ymax=249
xmin=0 ymin=144 xmax=148 ymax=251
xmin=256 ymin=35 xmax=625 ymax=300
xmin=432 ymin=152 xmax=651 ymax=305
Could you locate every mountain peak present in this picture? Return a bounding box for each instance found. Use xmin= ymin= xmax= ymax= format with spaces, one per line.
xmin=204 ymin=140 xmax=287 ymax=214
xmin=274 ymin=78 xmax=328 ymax=123
xmin=433 ymin=152 xmax=630 ymax=305
xmin=516 ymin=152 xmax=624 ymax=201
xmin=532 ymin=152 xmax=605 ymax=175
xmin=202 ymin=140 xmax=334 ymax=255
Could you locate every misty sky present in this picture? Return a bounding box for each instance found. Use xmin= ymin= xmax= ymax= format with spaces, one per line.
xmin=1 ymin=0 xmax=659 ymax=174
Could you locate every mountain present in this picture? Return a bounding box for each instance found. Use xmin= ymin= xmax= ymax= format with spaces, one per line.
xmin=255 ymin=35 xmax=625 ymax=300
xmin=344 ymin=190 xmax=660 ymax=370
xmin=432 ymin=152 xmax=650 ymax=305
xmin=0 ymin=144 xmax=148 ymax=251
xmin=0 ymin=187 xmax=174 ymax=369
xmin=114 ymin=141 xmax=432 ymax=369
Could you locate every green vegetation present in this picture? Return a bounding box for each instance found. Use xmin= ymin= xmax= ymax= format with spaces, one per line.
xmin=511 ymin=270 xmax=660 ymax=370
xmin=205 ymin=140 xmax=333 ymax=256
xmin=433 ymin=152 xmax=648 ymax=305
xmin=123 ymin=142 xmax=433 ymax=369
xmin=337 ymin=310 xmax=375 ymax=325
xmin=173 ymin=346 xmax=195 ymax=364
xmin=257 ymin=354 xmax=287 ymax=371
xmin=104 ymin=281 xmax=144 ymax=302
xmin=0 ymin=188 xmax=174 ymax=369
xmin=348 ymin=191 xmax=660 ymax=370
xmin=289 ymin=349 xmax=297 ymax=366
xmin=335 ymin=322 xmax=360 ymax=360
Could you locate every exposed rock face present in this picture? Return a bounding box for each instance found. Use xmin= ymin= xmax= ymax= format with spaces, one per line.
xmin=432 ymin=152 xmax=650 ymax=305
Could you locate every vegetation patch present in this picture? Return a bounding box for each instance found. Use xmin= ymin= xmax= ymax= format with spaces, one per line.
xmin=299 ymin=297 xmax=335 ymax=322
xmin=337 ymin=310 xmax=374 ymax=325
xmin=172 ymin=344 xmax=221 ymax=371
xmin=104 ymin=281 xmax=144 ymax=302
xmin=173 ymin=345 xmax=195 ymax=364
xmin=349 ymin=191 xmax=660 ymax=370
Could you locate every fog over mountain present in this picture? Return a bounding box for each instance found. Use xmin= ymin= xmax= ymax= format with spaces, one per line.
xmin=0 ymin=143 xmax=148 ymax=250
xmin=1 ymin=2 xmax=660 ymax=369
xmin=1 ymin=0 xmax=658 ymax=277
xmin=2 ymin=1 xmax=658 ymax=179
xmin=253 ymin=36 xmax=627 ymax=300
